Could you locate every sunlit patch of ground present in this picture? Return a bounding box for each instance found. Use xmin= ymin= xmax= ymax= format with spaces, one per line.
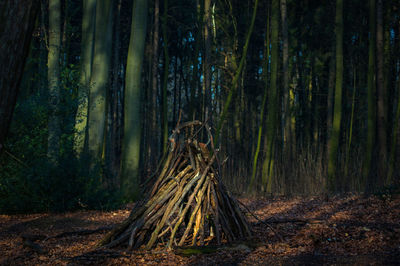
xmin=0 ymin=195 xmax=399 ymax=265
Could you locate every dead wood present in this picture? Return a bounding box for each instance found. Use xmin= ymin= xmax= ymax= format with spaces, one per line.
xmin=97 ymin=120 xmax=252 ymax=250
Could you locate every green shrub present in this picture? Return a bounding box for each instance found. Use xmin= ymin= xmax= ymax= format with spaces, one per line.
xmin=0 ymin=153 xmax=122 ymax=213
xmin=0 ymin=76 xmax=122 ymax=214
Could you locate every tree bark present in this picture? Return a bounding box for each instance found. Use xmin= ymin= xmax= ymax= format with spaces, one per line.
xmin=364 ymin=0 xmax=377 ymax=191
xmin=262 ymin=0 xmax=279 ymax=193
xmin=281 ymin=0 xmax=290 ymax=154
xmin=327 ymin=0 xmax=343 ymax=192
xmin=388 ymin=24 xmax=400 ymax=185
xmin=376 ymin=0 xmax=386 ymax=184
xmin=203 ymin=0 xmax=212 ymax=121
xmin=326 ymin=55 xmax=335 ymax=160
xmin=161 ymin=0 xmax=170 ymax=155
xmin=0 ymin=0 xmax=39 ymax=153
xmin=150 ymin=0 xmax=160 ymax=164
xmin=74 ymin=0 xmax=97 ymax=156
xmin=250 ymin=5 xmax=269 ymax=192
xmin=88 ymin=0 xmax=113 ymax=160
xmin=121 ymin=0 xmax=148 ymax=200
xmin=47 ymin=0 xmax=62 ymax=162
xmin=107 ymin=0 xmax=122 ymax=185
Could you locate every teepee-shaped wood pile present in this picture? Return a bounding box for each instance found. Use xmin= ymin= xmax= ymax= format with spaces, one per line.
xmin=97 ymin=121 xmax=251 ymax=250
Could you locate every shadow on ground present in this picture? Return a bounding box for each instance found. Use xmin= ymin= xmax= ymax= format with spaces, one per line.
xmin=0 ymin=195 xmax=399 ymax=265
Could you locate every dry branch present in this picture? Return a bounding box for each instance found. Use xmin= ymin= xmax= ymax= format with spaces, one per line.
xmin=98 ymin=121 xmax=251 ymax=250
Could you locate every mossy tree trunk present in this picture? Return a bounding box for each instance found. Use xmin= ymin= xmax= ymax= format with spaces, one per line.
xmin=87 ymin=0 xmax=113 ymax=161
xmin=47 ymin=0 xmax=62 ymax=162
xmin=121 ymin=0 xmax=148 ymax=200
xmin=74 ymin=0 xmax=96 ymax=156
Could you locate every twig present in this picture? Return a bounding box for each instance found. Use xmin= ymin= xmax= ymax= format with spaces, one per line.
xmin=3 ymin=148 xmax=29 ymax=167
xmin=236 ymin=200 xmax=284 ymax=242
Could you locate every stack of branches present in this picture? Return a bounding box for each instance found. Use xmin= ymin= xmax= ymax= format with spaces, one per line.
xmin=97 ymin=121 xmax=251 ymax=250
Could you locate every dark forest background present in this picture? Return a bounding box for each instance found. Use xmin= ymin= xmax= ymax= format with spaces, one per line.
xmin=1 ymin=0 xmax=400 ymax=213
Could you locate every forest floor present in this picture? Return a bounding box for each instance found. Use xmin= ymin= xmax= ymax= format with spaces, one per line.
xmin=1 ymin=194 xmax=400 ymax=265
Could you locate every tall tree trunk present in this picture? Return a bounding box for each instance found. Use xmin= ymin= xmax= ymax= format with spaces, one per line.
xmin=0 ymin=0 xmax=39 ymax=153
xmin=388 ymin=24 xmax=400 ymax=184
xmin=47 ymin=0 xmax=62 ymax=162
xmin=39 ymin=4 xmax=48 ymax=96
xmin=107 ymin=0 xmax=122 ymax=185
xmin=173 ymin=57 xmax=178 ymax=126
xmin=190 ymin=1 xmax=203 ymax=120
xmin=74 ymin=0 xmax=96 ymax=156
xmin=250 ymin=5 xmax=269 ymax=192
xmin=87 ymin=0 xmax=113 ymax=161
xmin=326 ymin=55 xmax=335 ymax=160
xmin=327 ymin=0 xmax=343 ymax=192
xmin=150 ymin=0 xmax=160 ymax=164
xmin=281 ymin=0 xmax=290 ymax=155
xmin=388 ymin=72 xmax=400 ymax=184
xmin=161 ymin=0 xmax=170 ymax=155
xmin=262 ymin=0 xmax=279 ymax=193
xmin=376 ymin=0 xmax=386 ymax=185
xmin=204 ymin=0 xmax=212 ymax=121
xmin=383 ymin=4 xmax=391 ymax=143
xmin=61 ymin=0 xmax=70 ymax=68
xmin=121 ymin=0 xmax=148 ymax=200
xmin=345 ymin=65 xmax=357 ymax=178
xmin=364 ymin=0 xmax=377 ymax=191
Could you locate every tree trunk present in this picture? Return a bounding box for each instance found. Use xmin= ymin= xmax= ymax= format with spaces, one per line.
xmin=190 ymin=1 xmax=202 ymax=120
xmin=364 ymin=0 xmax=377 ymax=191
xmin=47 ymin=0 xmax=62 ymax=162
xmin=204 ymin=0 xmax=212 ymax=121
xmin=262 ymin=0 xmax=279 ymax=193
xmin=121 ymin=0 xmax=148 ymax=200
xmin=0 ymin=0 xmax=39 ymax=153
xmin=281 ymin=0 xmax=290 ymax=155
xmin=376 ymin=0 xmax=386 ymax=185
xmin=389 ymin=79 xmax=400 ymax=182
xmin=150 ymin=0 xmax=160 ymax=164
xmin=173 ymin=57 xmax=178 ymax=126
xmin=88 ymin=0 xmax=113 ymax=160
xmin=250 ymin=6 xmax=269 ymax=192
xmin=74 ymin=0 xmax=96 ymax=156
xmin=345 ymin=65 xmax=357 ymax=178
xmin=327 ymin=0 xmax=343 ymax=192
xmin=107 ymin=0 xmax=122 ymax=185
xmin=326 ymin=55 xmax=335 ymax=160
xmin=161 ymin=0 xmax=170 ymax=155
xmin=388 ymin=24 xmax=400 ymax=185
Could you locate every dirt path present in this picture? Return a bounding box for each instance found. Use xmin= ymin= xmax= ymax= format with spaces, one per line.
xmin=1 ymin=195 xmax=399 ymax=265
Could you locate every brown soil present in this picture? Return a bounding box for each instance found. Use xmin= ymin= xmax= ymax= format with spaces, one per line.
xmin=1 ymin=195 xmax=399 ymax=265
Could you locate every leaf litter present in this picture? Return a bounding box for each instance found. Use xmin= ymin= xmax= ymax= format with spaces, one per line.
xmin=0 ymin=194 xmax=399 ymax=265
